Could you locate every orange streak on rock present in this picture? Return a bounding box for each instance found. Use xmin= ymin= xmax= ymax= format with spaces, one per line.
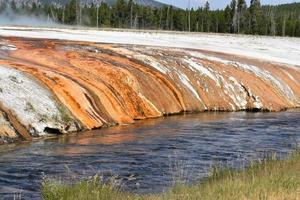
xmin=0 ymin=37 xmax=299 ymax=141
xmin=0 ymin=102 xmax=32 ymax=141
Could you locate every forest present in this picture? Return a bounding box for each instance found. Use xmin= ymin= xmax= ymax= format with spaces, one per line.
xmin=1 ymin=0 xmax=300 ymax=37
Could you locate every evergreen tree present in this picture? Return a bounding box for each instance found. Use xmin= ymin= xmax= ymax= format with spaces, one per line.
xmin=127 ymin=0 xmax=134 ymax=28
xmin=0 ymin=0 xmax=299 ymax=37
xmin=230 ymin=0 xmax=237 ymax=33
xmin=295 ymin=20 xmax=300 ymax=36
xmin=113 ymin=0 xmax=126 ymax=28
xmin=203 ymin=1 xmax=210 ymax=32
xmin=224 ymin=5 xmax=232 ymax=32
xmin=0 ymin=2 xmax=7 ymax=13
xmin=99 ymin=3 xmax=111 ymax=27
xmin=10 ymin=0 xmax=17 ymax=12
xmin=268 ymin=7 xmax=276 ymax=36
xmin=250 ymin=0 xmax=262 ymax=34
xmin=236 ymin=0 xmax=247 ymax=33
xmin=65 ymin=0 xmax=78 ymax=24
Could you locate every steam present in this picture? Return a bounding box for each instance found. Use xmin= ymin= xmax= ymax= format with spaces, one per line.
xmin=0 ymin=5 xmax=57 ymax=27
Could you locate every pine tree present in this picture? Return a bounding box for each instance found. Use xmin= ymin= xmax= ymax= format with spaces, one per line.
xmin=295 ymin=20 xmax=300 ymax=37
xmin=65 ymin=0 xmax=78 ymax=24
xmin=99 ymin=3 xmax=110 ymax=27
xmin=1 ymin=0 xmax=300 ymax=37
xmin=127 ymin=0 xmax=134 ymax=28
xmin=113 ymin=0 xmax=126 ymax=28
xmin=250 ymin=0 xmax=262 ymax=34
xmin=0 ymin=1 xmax=7 ymax=13
xmin=236 ymin=0 xmax=247 ymax=34
xmin=282 ymin=15 xmax=287 ymax=36
xmin=10 ymin=0 xmax=17 ymax=12
xmin=224 ymin=5 xmax=232 ymax=33
xmin=269 ymin=8 xmax=276 ymax=36
xmin=89 ymin=3 xmax=97 ymax=27
xmin=204 ymin=1 xmax=210 ymax=32
xmin=31 ymin=2 xmax=37 ymax=14
xmin=229 ymin=0 xmax=237 ymax=33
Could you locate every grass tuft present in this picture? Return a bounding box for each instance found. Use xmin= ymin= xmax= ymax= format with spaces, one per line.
xmin=42 ymin=152 xmax=300 ymax=200
xmin=42 ymin=175 xmax=136 ymax=200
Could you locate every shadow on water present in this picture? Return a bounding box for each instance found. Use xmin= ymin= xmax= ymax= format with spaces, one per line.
xmin=0 ymin=110 xmax=300 ymax=199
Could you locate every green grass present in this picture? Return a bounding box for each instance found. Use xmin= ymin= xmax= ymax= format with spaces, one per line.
xmin=42 ymin=152 xmax=300 ymax=200
xmin=42 ymin=175 xmax=136 ymax=200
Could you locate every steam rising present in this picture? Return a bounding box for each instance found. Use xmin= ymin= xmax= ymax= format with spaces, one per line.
xmin=0 ymin=6 xmax=57 ymax=27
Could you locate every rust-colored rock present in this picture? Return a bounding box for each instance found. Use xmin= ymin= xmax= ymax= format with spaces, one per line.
xmin=0 ymin=37 xmax=299 ymax=142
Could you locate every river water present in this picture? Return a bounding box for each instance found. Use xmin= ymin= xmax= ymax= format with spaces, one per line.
xmin=0 ymin=110 xmax=300 ymax=199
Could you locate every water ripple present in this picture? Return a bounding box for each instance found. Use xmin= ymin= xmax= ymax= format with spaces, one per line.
xmin=0 ymin=111 xmax=300 ymax=199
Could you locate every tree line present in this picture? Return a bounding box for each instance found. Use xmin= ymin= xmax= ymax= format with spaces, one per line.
xmin=1 ymin=0 xmax=300 ymax=37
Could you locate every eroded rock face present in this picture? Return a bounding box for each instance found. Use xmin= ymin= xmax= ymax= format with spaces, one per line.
xmin=0 ymin=37 xmax=299 ymax=142
xmin=0 ymin=62 xmax=82 ymax=141
xmin=0 ymin=111 xmax=18 ymax=144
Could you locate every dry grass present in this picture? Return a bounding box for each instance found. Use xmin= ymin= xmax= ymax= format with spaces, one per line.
xmin=42 ymin=152 xmax=300 ymax=200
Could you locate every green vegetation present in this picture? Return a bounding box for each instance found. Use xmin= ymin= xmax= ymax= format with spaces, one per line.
xmin=0 ymin=0 xmax=300 ymax=37
xmin=42 ymin=175 xmax=135 ymax=200
xmin=56 ymin=104 xmax=73 ymax=124
xmin=42 ymin=151 xmax=300 ymax=200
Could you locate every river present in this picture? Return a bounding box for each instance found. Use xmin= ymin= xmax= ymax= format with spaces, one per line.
xmin=0 ymin=110 xmax=300 ymax=199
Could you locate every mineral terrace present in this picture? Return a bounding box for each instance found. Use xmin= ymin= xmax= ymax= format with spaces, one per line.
xmin=0 ymin=29 xmax=300 ymax=143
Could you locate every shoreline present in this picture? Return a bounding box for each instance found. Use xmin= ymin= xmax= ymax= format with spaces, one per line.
xmin=0 ymin=33 xmax=300 ymax=144
xmin=1 ymin=108 xmax=299 ymax=146
xmin=0 ymin=110 xmax=299 ymax=199
xmin=41 ymin=150 xmax=300 ymax=200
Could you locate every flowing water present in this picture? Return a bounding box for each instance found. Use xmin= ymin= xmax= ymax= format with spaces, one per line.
xmin=0 ymin=110 xmax=300 ymax=199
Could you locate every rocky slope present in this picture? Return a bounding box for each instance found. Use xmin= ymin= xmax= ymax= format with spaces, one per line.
xmin=0 ymin=35 xmax=299 ymax=143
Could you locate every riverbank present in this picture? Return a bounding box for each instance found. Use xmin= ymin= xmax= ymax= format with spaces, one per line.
xmin=42 ymin=151 xmax=300 ymax=200
xmin=1 ymin=35 xmax=300 ymax=144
